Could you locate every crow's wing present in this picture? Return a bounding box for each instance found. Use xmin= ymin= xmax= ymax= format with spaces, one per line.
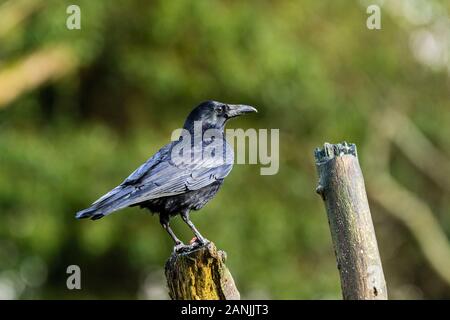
xmin=91 ymin=144 xmax=172 ymax=206
xmin=121 ymin=144 xmax=172 ymax=186
xmin=78 ymin=140 xmax=233 ymax=218
xmin=126 ymin=141 xmax=234 ymax=203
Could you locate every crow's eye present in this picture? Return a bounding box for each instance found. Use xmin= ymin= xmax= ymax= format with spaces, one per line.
xmin=215 ymin=106 xmax=224 ymax=114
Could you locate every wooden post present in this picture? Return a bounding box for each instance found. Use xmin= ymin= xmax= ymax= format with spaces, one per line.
xmin=314 ymin=142 xmax=387 ymax=300
xmin=165 ymin=242 xmax=240 ymax=300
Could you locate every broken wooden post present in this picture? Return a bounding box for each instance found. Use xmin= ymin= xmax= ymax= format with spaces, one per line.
xmin=314 ymin=142 xmax=387 ymax=300
xmin=165 ymin=242 xmax=240 ymax=300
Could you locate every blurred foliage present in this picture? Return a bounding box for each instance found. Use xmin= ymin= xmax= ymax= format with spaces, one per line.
xmin=0 ymin=0 xmax=450 ymax=299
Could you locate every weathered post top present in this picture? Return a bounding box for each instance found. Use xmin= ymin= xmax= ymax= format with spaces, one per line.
xmin=315 ymin=142 xmax=357 ymax=164
xmin=165 ymin=242 xmax=240 ymax=300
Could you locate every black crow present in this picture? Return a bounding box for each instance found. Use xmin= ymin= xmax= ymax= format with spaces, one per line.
xmin=76 ymin=100 xmax=257 ymax=251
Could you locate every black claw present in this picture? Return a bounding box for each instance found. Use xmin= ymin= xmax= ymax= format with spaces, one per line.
xmin=195 ymin=237 xmax=209 ymax=246
xmin=174 ymin=243 xmax=188 ymax=253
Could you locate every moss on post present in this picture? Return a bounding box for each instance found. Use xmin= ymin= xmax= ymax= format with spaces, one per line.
xmin=165 ymin=242 xmax=240 ymax=300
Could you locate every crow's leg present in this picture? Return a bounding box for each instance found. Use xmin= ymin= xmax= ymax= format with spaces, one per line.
xmin=160 ymin=215 xmax=184 ymax=251
xmin=181 ymin=210 xmax=209 ymax=245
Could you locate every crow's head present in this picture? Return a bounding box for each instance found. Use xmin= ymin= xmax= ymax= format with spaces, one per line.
xmin=183 ymin=100 xmax=257 ymax=131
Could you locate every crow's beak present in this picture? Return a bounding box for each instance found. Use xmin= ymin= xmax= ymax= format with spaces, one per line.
xmin=226 ymin=104 xmax=258 ymax=118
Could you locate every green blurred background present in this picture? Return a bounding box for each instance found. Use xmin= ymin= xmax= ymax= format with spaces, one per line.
xmin=1 ymin=0 xmax=450 ymax=299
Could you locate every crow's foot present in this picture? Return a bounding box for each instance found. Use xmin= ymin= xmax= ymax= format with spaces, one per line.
xmin=173 ymin=242 xmax=189 ymax=253
xmin=190 ymin=236 xmax=210 ymax=247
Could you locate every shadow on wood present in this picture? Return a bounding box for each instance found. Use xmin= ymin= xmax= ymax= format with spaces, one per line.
xmin=165 ymin=242 xmax=240 ymax=300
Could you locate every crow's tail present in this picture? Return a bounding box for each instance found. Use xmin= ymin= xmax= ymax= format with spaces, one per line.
xmin=75 ymin=206 xmax=105 ymax=220
xmin=75 ymin=185 xmax=135 ymax=220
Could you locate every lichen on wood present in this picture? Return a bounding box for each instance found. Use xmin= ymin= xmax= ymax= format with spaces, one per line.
xmin=315 ymin=142 xmax=388 ymax=300
xmin=165 ymin=242 xmax=240 ymax=300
